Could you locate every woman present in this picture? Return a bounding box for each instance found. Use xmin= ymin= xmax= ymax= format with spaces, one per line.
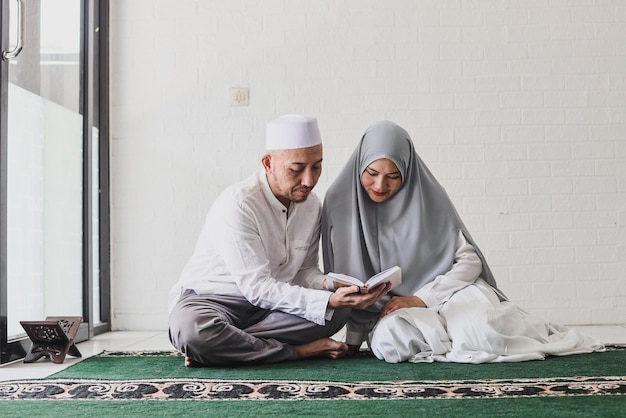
xmin=321 ymin=121 xmax=603 ymax=363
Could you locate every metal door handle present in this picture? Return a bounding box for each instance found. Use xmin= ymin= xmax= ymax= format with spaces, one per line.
xmin=2 ymin=0 xmax=24 ymax=61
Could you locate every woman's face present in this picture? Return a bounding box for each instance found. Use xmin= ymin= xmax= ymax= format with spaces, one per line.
xmin=360 ymin=158 xmax=403 ymax=203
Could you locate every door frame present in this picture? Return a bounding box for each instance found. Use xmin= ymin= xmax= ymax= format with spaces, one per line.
xmin=0 ymin=0 xmax=10 ymax=363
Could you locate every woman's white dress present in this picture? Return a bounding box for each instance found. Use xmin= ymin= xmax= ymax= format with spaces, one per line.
xmin=370 ymin=277 xmax=604 ymax=364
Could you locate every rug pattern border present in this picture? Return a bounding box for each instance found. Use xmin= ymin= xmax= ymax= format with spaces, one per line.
xmin=1 ymin=376 xmax=625 ymax=401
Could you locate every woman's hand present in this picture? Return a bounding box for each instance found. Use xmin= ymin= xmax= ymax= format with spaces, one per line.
xmin=327 ymin=283 xmax=391 ymax=310
xmin=379 ymin=296 xmax=426 ymax=318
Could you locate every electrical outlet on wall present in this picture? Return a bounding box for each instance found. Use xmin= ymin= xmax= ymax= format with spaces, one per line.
xmin=230 ymin=87 xmax=249 ymax=106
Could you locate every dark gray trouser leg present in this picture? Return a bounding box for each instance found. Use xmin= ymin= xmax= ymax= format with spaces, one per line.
xmin=244 ymin=305 xmax=350 ymax=345
xmin=168 ymin=291 xmax=350 ymax=365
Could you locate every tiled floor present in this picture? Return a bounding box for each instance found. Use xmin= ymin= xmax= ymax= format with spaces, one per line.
xmin=1 ymin=325 xmax=625 ymax=383
xmin=0 ymin=331 xmax=173 ymax=382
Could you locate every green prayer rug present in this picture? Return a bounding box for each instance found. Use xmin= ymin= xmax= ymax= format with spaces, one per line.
xmin=1 ymin=346 xmax=624 ymax=417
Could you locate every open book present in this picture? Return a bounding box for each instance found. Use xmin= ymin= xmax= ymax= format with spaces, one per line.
xmin=327 ymin=266 xmax=401 ymax=294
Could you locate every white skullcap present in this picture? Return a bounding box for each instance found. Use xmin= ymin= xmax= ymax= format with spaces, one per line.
xmin=266 ymin=114 xmax=322 ymax=150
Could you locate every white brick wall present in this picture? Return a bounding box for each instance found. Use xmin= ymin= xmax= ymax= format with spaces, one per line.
xmin=110 ymin=0 xmax=626 ymax=330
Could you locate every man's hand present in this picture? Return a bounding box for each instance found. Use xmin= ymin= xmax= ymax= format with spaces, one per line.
xmin=379 ymin=295 xmax=426 ymax=319
xmin=327 ymin=283 xmax=391 ymax=309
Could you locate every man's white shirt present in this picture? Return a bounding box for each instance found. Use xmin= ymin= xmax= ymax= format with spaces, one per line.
xmin=168 ymin=170 xmax=332 ymax=325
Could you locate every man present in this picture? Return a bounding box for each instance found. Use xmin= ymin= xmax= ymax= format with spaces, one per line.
xmin=168 ymin=114 xmax=390 ymax=366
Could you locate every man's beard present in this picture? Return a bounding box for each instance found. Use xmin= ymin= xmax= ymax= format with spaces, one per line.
xmin=290 ymin=186 xmax=312 ymax=202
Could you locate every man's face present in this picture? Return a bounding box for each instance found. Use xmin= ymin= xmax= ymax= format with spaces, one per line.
xmin=262 ymin=144 xmax=323 ymax=207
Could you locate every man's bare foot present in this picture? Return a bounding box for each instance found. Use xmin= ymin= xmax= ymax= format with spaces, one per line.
xmin=295 ymin=337 xmax=349 ymax=359
xmin=185 ymin=356 xmax=202 ymax=367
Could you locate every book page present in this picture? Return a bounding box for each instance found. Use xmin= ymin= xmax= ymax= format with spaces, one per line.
xmin=326 ymin=273 xmax=364 ymax=290
xmin=363 ymin=266 xmax=401 ymax=292
xmin=327 ymin=266 xmax=401 ymax=293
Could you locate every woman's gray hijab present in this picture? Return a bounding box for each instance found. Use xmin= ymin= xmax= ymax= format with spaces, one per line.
xmin=322 ymin=121 xmax=498 ymax=298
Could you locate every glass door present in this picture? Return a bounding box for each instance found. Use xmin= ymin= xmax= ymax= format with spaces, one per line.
xmin=0 ymin=0 xmax=109 ymax=363
xmin=7 ymin=0 xmax=84 ymax=338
